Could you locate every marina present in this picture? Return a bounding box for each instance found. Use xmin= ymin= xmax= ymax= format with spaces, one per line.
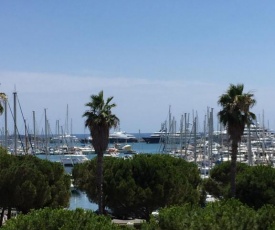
xmin=1 ymin=92 xmax=273 ymax=168
xmin=1 ymin=93 xmax=275 ymax=211
xmin=32 ymin=123 xmax=275 ymax=211
xmin=1 ymin=2 xmax=275 ymax=227
xmin=2 ymin=125 xmax=275 ymax=211
xmin=35 ymin=140 xmax=166 ymax=211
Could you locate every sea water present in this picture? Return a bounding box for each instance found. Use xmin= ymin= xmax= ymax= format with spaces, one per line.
xmin=70 ymin=191 xmax=98 ymax=210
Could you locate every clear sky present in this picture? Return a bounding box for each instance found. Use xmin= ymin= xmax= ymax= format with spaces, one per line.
xmin=1 ymin=1 xmax=275 ymax=134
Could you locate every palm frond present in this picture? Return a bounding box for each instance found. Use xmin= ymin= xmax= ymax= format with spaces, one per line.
xmin=217 ymin=84 xmax=256 ymax=140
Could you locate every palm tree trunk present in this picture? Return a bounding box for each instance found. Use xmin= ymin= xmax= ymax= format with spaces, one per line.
xmin=231 ymin=139 xmax=238 ymax=197
xmin=97 ymin=151 xmax=104 ymax=215
xmin=0 ymin=207 xmax=5 ymax=227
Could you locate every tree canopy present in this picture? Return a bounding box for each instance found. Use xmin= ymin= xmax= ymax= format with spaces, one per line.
xmin=2 ymin=208 xmax=120 ymax=230
xmin=203 ymin=161 xmax=275 ymax=210
xmin=236 ymin=165 xmax=275 ymax=209
xmin=142 ymin=199 xmax=274 ymax=230
xmin=73 ymin=154 xmax=202 ymax=221
xmin=0 ymin=149 xmax=71 ymax=225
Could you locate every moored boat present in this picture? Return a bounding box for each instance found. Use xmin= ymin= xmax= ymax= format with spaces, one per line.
xmin=107 ymin=143 xmax=137 ymax=155
xmin=80 ymin=131 xmax=138 ymax=144
xmin=142 ymin=131 xmax=165 ymax=143
xmin=109 ymin=131 xmax=138 ymax=143
xmin=60 ymin=154 xmax=89 ymax=167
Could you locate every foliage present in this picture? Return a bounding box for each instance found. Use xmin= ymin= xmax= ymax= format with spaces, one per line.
xmin=203 ymin=161 xmax=248 ymax=199
xmin=83 ymin=90 xmax=119 ymax=214
xmin=256 ymin=205 xmax=275 ymax=230
xmin=2 ymin=208 xmax=121 ymax=230
xmin=72 ymin=160 xmax=97 ymax=208
xmin=217 ymin=83 xmax=256 ymax=197
xmin=203 ymin=162 xmax=275 ymax=210
xmin=0 ymin=148 xmax=16 ymax=208
xmin=0 ymin=92 xmax=7 ymax=115
xmin=83 ymin=90 xmax=119 ymax=155
xmin=236 ymin=165 xmax=275 ymax=209
xmin=0 ymin=151 xmax=71 ymax=218
xmin=142 ymin=199 xmax=258 ymax=230
xmin=218 ymin=84 xmax=256 ymax=140
xmin=73 ymin=154 xmax=201 ymax=221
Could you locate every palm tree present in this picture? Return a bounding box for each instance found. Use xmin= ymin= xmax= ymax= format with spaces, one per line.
xmin=0 ymin=93 xmax=7 ymax=115
xmin=218 ymin=84 xmax=256 ymax=197
xmin=83 ymin=90 xmax=119 ymax=214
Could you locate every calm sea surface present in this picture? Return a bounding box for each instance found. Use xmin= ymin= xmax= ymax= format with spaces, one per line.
xmin=37 ymin=133 xmax=162 ymax=211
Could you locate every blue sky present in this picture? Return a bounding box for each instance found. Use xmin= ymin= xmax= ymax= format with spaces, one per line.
xmin=1 ymin=1 xmax=275 ymax=134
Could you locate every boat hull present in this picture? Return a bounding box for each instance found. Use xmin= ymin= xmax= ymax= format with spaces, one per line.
xmin=109 ymin=138 xmax=138 ymax=143
xmin=142 ymin=137 xmax=161 ymax=144
xmin=80 ymin=138 xmax=138 ymax=144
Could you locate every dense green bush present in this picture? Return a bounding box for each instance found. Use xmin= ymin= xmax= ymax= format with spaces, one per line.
xmin=203 ymin=161 xmax=248 ymax=199
xmin=256 ymin=204 xmax=275 ymax=230
xmin=2 ymin=208 xmax=120 ymax=230
xmin=73 ymin=154 xmax=202 ymax=220
xmin=142 ymin=199 xmax=259 ymax=230
xmin=236 ymin=165 xmax=275 ymax=209
xmin=203 ymin=161 xmax=275 ymax=209
xmin=0 ymin=149 xmax=70 ymax=225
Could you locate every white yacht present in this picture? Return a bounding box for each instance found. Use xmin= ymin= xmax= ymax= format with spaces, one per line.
xmin=109 ymin=131 xmax=138 ymax=143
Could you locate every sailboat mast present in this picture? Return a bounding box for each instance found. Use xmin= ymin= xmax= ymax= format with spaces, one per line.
xmin=4 ymin=98 xmax=8 ymax=148
xmin=71 ymin=118 xmax=72 ymax=136
xmin=24 ymin=119 xmax=28 ymax=154
xmin=209 ymin=108 xmax=214 ymax=168
xmin=179 ymin=114 xmax=183 ymax=155
xmin=33 ymin=111 xmax=36 ymax=153
xmin=13 ymin=91 xmax=17 ymax=155
xmin=184 ymin=113 xmax=187 ymax=156
xmin=44 ymin=108 xmax=48 ymax=158
xmin=66 ymin=104 xmax=69 ymax=134
xmin=168 ymin=105 xmax=171 ymax=133
xmin=194 ymin=116 xmax=197 ymax=164
xmin=248 ymin=124 xmax=253 ymax=166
